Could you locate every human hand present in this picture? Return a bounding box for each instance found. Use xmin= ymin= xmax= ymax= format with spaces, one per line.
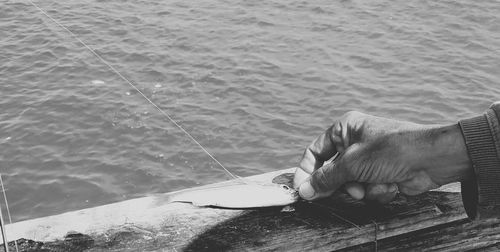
xmin=294 ymin=111 xmax=472 ymax=203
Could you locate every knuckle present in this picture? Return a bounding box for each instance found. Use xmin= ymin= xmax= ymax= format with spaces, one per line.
xmin=342 ymin=111 xmax=362 ymax=121
xmin=327 ymin=124 xmax=336 ymax=136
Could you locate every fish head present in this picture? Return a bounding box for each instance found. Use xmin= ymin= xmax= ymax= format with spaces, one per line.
xmin=275 ymin=183 xmax=300 ymax=203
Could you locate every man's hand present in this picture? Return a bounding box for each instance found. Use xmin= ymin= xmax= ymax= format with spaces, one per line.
xmin=294 ymin=111 xmax=472 ymax=203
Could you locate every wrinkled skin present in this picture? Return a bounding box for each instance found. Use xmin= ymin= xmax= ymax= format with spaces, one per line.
xmin=294 ymin=111 xmax=472 ymax=203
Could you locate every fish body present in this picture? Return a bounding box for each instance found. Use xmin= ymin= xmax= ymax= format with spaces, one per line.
xmin=169 ymin=183 xmax=299 ymax=208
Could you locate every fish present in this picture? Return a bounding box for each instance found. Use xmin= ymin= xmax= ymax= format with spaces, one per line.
xmin=168 ymin=182 xmax=299 ymax=208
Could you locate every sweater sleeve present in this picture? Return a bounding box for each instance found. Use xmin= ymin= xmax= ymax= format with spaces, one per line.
xmin=459 ymin=101 xmax=500 ymax=219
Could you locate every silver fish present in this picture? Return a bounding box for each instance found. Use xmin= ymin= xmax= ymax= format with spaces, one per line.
xmin=169 ymin=183 xmax=299 ymax=208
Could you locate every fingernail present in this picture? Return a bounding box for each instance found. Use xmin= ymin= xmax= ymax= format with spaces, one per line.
xmin=299 ymin=182 xmax=316 ymax=200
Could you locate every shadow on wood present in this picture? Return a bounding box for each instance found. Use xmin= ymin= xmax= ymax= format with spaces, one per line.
xmin=183 ymin=190 xmax=467 ymax=251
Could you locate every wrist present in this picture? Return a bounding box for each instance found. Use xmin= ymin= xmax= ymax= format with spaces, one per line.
xmin=420 ymin=123 xmax=473 ymax=185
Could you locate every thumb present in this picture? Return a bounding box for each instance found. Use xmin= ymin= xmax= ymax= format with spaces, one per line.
xmin=298 ymin=161 xmax=347 ymax=200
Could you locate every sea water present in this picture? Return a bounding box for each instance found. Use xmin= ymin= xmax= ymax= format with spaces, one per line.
xmin=1 ymin=0 xmax=500 ymax=221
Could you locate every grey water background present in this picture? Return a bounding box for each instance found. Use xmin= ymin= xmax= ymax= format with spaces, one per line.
xmin=1 ymin=0 xmax=500 ymax=222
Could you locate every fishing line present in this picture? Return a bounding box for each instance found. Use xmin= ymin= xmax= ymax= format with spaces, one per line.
xmin=371 ymin=220 xmax=378 ymax=252
xmin=0 ymin=174 xmax=17 ymax=252
xmin=308 ymin=201 xmax=384 ymax=251
xmin=28 ymin=0 xmax=241 ymax=181
xmin=0 ymin=205 xmax=8 ymax=252
xmin=311 ymin=200 xmax=381 ymax=250
xmin=308 ymin=202 xmax=361 ymax=229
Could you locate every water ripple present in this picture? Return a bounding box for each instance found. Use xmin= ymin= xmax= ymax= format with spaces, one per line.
xmin=1 ymin=0 xmax=499 ymax=222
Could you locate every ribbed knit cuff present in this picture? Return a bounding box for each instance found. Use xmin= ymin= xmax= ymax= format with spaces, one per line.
xmin=459 ymin=114 xmax=500 ymax=219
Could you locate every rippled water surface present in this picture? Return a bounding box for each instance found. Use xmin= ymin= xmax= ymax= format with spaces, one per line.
xmin=1 ymin=0 xmax=500 ymax=221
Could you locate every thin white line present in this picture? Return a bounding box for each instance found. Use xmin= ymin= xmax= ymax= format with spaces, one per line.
xmin=28 ymin=0 xmax=241 ymax=181
xmin=309 ymin=202 xmax=361 ymax=229
xmin=0 ymin=204 xmax=8 ymax=252
xmin=0 ymin=174 xmax=17 ymax=252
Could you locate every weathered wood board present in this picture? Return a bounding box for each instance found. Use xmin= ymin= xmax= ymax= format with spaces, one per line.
xmin=342 ymin=218 xmax=500 ymax=251
xmin=1 ymin=167 xmax=497 ymax=251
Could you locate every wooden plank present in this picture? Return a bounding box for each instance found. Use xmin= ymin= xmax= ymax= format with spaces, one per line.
xmin=1 ymin=168 xmax=296 ymax=242
xmin=343 ymin=218 xmax=500 ymax=252
xmin=0 ymin=168 xmax=478 ymax=251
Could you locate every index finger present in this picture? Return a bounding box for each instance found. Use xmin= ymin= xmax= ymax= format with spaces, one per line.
xmin=299 ymin=124 xmax=340 ymax=174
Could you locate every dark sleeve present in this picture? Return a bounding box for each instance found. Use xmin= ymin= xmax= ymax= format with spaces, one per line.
xmin=459 ymin=101 xmax=500 ymax=219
